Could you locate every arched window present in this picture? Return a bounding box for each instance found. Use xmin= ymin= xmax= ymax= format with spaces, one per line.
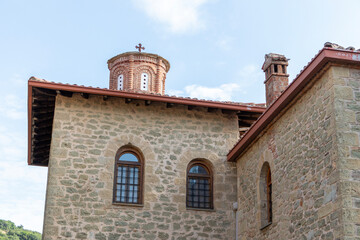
xmin=118 ymin=74 xmax=124 ymax=90
xmin=141 ymin=73 xmax=148 ymax=90
xmin=260 ymin=162 xmax=272 ymax=228
xmin=186 ymin=160 xmax=213 ymax=209
xmin=113 ymin=147 xmax=143 ymax=204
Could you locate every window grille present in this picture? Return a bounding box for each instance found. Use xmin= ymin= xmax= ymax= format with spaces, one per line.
xmin=186 ymin=161 xmax=213 ymax=209
xmin=141 ymin=73 xmax=148 ymax=90
xmin=113 ymin=148 xmax=143 ymax=204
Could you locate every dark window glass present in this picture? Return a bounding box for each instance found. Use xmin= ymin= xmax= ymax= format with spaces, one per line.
xmin=189 ymin=165 xmax=208 ymax=174
xmin=186 ymin=162 xmax=213 ymax=209
xmin=274 ymin=64 xmax=278 ymax=73
xmin=114 ymin=150 xmax=143 ymax=204
xmin=260 ymin=162 xmax=272 ymax=229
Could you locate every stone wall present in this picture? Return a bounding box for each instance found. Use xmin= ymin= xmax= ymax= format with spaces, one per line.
xmin=333 ymin=66 xmax=360 ymax=239
xmin=235 ymin=65 xmax=344 ymax=239
xmin=42 ymin=94 xmax=239 ymax=240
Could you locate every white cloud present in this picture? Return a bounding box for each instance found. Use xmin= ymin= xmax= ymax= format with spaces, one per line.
xmin=184 ymin=83 xmax=241 ymax=101
xmin=0 ymin=74 xmax=47 ymax=232
xmin=0 ymin=75 xmax=27 ymax=120
xmin=216 ymin=36 xmax=235 ymax=51
xmin=168 ymin=64 xmax=265 ymax=102
xmin=0 ymin=126 xmax=47 ymax=233
xmin=0 ymin=94 xmax=26 ymax=120
xmin=167 ymin=89 xmax=184 ymax=96
xmin=132 ymin=0 xmax=209 ymax=33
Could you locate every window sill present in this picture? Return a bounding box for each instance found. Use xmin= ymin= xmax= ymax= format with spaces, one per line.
xmin=186 ymin=207 xmax=215 ymax=212
xmin=260 ymin=222 xmax=272 ymax=230
xmin=112 ymin=202 xmax=144 ymax=208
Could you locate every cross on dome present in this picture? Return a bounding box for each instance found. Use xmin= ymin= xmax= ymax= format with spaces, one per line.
xmin=136 ymin=43 xmax=145 ymax=53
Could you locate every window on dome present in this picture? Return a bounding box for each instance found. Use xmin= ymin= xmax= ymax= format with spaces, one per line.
xmin=118 ymin=74 xmax=124 ymax=90
xmin=141 ymin=73 xmax=148 ymax=90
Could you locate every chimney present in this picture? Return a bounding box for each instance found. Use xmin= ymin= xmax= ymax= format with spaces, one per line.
xmin=262 ymin=53 xmax=289 ymax=106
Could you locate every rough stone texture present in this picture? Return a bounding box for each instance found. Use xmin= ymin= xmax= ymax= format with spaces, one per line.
xmin=333 ymin=66 xmax=360 ymax=240
xmin=42 ymin=94 xmax=239 ymax=240
xmin=235 ymin=65 xmax=360 ymax=239
xmin=262 ymin=53 xmax=289 ymax=106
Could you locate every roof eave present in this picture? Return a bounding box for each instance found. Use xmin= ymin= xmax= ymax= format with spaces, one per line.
xmin=27 ymin=84 xmax=33 ymax=165
xmin=27 ymin=80 xmax=266 ymax=112
xmin=227 ymin=48 xmax=360 ymax=162
xmin=27 ymin=80 xmax=266 ymax=166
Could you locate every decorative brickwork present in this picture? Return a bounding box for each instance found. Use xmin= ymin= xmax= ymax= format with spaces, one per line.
xmin=235 ymin=65 xmax=360 ymax=239
xmin=262 ymin=53 xmax=289 ymax=106
xmin=108 ymin=52 xmax=170 ymax=95
xmin=42 ymin=94 xmax=238 ymax=239
xmin=133 ymin=65 xmax=156 ymax=92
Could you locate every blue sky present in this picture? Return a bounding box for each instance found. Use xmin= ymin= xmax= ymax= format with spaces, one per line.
xmin=1 ymin=0 xmax=360 ymax=233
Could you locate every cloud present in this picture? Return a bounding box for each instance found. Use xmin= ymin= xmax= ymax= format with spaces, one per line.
xmin=216 ymin=36 xmax=235 ymax=51
xmin=167 ymin=89 xmax=184 ymax=96
xmin=132 ymin=0 xmax=209 ymax=33
xmin=167 ymin=64 xmax=265 ymax=102
xmin=184 ymin=83 xmax=241 ymax=101
xmin=0 ymin=94 xmax=26 ymax=120
xmin=0 ymin=75 xmax=27 ymax=120
xmin=0 ymin=125 xmax=47 ymax=232
xmin=0 ymin=74 xmax=47 ymax=232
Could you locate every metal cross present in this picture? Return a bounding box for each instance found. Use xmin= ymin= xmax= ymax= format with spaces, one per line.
xmin=135 ymin=43 xmax=145 ymax=52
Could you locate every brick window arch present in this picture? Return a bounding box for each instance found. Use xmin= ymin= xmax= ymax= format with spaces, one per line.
xmin=134 ymin=66 xmax=155 ymax=92
xmin=186 ymin=160 xmax=213 ymax=209
xmin=113 ymin=146 xmax=144 ymax=204
xmin=260 ymin=162 xmax=272 ymax=228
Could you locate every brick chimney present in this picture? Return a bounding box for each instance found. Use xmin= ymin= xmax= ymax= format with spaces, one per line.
xmin=262 ymin=53 xmax=289 ymax=106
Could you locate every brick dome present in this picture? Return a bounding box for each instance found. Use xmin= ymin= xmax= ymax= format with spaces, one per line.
xmin=107 ymin=52 xmax=170 ymax=95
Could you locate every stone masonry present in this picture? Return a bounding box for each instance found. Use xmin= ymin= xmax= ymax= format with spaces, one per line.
xmin=42 ymin=94 xmax=239 ymax=240
xmin=333 ymin=66 xmax=360 ymax=239
xmin=235 ymin=65 xmax=360 ymax=239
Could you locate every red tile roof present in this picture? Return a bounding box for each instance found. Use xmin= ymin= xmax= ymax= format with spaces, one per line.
xmin=227 ymin=44 xmax=360 ymax=162
xmin=28 ymin=77 xmax=266 ymax=110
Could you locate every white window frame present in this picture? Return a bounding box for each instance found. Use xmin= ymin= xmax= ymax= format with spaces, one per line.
xmin=141 ymin=73 xmax=148 ymax=91
xmin=118 ymin=74 xmax=124 ymax=90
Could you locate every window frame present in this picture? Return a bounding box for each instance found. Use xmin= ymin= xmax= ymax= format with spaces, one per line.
xmin=141 ymin=72 xmax=148 ymax=91
xmin=260 ymin=162 xmax=273 ymax=229
xmin=266 ymin=168 xmax=272 ymax=223
xmin=113 ymin=146 xmax=144 ymax=206
xmin=186 ymin=160 xmax=213 ymax=210
xmin=118 ymin=74 xmax=124 ymax=90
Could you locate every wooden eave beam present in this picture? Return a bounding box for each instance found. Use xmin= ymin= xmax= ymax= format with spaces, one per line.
xmin=56 ymin=90 xmax=73 ymax=97
xmin=80 ymin=92 xmax=89 ymax=99
xmin=238 ymin=121 xmax=251 ymax=127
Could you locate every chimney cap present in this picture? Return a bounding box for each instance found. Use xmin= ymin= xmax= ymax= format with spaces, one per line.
xmin=262 ymin=53 xmax=290 ymax=71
